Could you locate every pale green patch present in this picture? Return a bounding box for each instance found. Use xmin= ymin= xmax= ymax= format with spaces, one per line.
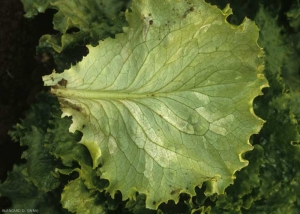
xmin=43 ymin=0 xmax=267 ymax=209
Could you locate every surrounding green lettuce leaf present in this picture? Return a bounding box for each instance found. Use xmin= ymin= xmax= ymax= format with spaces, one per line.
xmin=61 ymin=178 xmax=107 ymax=214
xmin=284 ymin=4 xmax=300 ymax=94
xmin=2 ymin=94 xmax=83 ymax=213
xmin=287 ymin=4 xmax=300 ymax=31
xmin=285 ymin=4 xmax=300 ymax=123
xmin=8 ymin=93 xmax=62 ymax=192
xmin=40 ymin=0 xmax=129 ymax=51
xmin=255 ymin=7 xmax=287 ymax=81
xmin=21 ymin=0 xmax=50 ymax=17
xmin=0 ymin=162 xmax=70 ymax=214
xmin=0 ymin=164 xmax=43 ymax=212
xmin=125 ymin=193 xmax=157 ymax=214
xmin=246 ymin=6 xmax=300 ymax=213
xmin=43 ymin=0 xmax=267 ymax=209
xmin=2 ymin=94 xmax=58 ymax=209
xmin=44 ymin=113 xmax=90 ymax=168
xmin=22 ymin=0 xmax=129 ymax=50
xmin=21 ymin=0 xmax=130 ymax=71
xmin=21 ymin=126 xmax=61 ymax=191
xmin=290 ymin=92 xmax=300 ymax=122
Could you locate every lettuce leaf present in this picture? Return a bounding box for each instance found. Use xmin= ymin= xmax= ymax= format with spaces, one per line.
xmin=0 ymin=164 xmax=69 ymax=214
xmin=2 ymin=93 xmax=108 ymax=213
xmin=21 ymin=0 xmax=129 ymax=50
xmin=21 ymin=0 xmax=130 ymax=71
xmin=61 ymin=178 xmax=107 ymax=214
xmin=43 ymin=0 xmax=267 ymax=209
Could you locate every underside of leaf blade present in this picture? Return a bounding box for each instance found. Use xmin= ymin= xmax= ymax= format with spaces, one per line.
xmin=43 ymin=0 xmax=268 ymax=209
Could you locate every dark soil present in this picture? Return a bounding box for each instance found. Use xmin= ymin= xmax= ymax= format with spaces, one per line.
xmin=0 ymin=0 xmax=55 ymax=209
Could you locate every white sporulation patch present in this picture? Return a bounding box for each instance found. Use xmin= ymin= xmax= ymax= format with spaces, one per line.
xmin=121 ymin=100 xmax=162 ymax=147
xmin=108 ymin=136 xmax=118 ymax=154
xmin=209 ymin=114 xmax=235 ymax=136
xmin=196 ymin=106 xmax=212 ymax=122
xmin=209 ymin=124 xmax=227 ymax=136
xmin=159 ymin=104 xmax=194 ymax=134
xmin=193 ymin=92 xmax=210 ymax=104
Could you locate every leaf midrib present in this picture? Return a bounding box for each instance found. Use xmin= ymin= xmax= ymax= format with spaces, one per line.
xmin=51 ymin=87 xmax=165 ymax=100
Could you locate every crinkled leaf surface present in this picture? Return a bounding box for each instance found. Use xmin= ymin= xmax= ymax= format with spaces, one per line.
xmin=0 ymin=164 xmax=69 ymax=214
xmin=22 ymin=0 xmax=129 ymax=53
xmin=21 ymin=0 xmax=50 ymax=17
xmin=21 ymin=126 xmax=61 ymax=192
xmin=43 ymin=0 xmax=267 ymax=209
xmin=61 ymin=179 xmax=107 ymax=214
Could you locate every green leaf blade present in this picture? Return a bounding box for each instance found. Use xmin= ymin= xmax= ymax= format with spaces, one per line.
xmin=43 ymin=0 xmax=267 ymax=209
xmin=61 ymin=179 xmax=107 ymax=214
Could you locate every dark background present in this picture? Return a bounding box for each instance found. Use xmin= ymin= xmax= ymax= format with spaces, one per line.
xmin=0 ymin=0 xmax=55 ymax=208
